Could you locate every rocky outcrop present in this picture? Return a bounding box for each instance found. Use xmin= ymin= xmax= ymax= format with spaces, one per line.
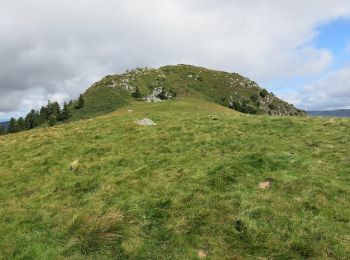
xmin=144 ymin=87 xmax=173 ymax=102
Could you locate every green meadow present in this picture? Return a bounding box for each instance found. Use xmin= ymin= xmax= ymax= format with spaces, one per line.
xmin=0 ymin=98 xmax=349 ymax=259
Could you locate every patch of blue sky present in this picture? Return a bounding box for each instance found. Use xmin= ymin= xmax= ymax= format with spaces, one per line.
xmin=266 ymin=78 xmax=305 ymax=93
xmin=313 ymin=17 xmax=350 ymax=69
xmin=266 ymin=18 xmax=350 ymax=97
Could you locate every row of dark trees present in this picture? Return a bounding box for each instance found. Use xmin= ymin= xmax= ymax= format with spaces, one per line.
xmin=1 ymin=94 xmax=85 ymax=135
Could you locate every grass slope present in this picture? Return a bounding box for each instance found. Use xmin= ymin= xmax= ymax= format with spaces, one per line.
xmin=70 ymin=80 xmax=131 ymax=120
xmin=0 ymin=98 xmax=349 ymax=259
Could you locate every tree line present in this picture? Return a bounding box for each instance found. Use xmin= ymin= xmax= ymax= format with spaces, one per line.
xmin=0 ymin=94 xmax=85 ymax=135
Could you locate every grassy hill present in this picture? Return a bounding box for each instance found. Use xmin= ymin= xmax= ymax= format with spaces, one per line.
xmin=71 ymin=65 xmax=304 ymax=120
xmin=0 ymin=97 xmax=349 ymax=259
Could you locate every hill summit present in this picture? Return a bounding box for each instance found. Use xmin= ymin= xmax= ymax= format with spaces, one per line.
xmin=75 ymin=64 xmax=304 ymax=119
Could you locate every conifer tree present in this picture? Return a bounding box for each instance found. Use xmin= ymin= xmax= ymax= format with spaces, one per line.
xmin=52 ymin=101 xmax=61 ymax=119
xmin=17 ymin=117 xmax=26 ymax=131
xmin=7 ymin=118 xmax=19 ymax=133
xmin=76 ymin=95 xmax=85 ymax=109
xmin=39 ymin=106 xmax=49 ymax=122
xmin=60 ymin=102 xmax=71 ymax=121
xmin=25 ymin=110 xmax=40 ymax=129
xmin=47 ymin=101 xmax=61 ymax=119
xmin=48 ymin=114 xmax=57 ymax=126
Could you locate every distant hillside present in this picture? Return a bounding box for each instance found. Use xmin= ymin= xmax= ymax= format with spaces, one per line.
xmin=308 ymin=109 xmax=350 ymax=117
xmin=0 ymin=121 xmax=9 ymax=130
xmin=72 ymin=64 xmax=305 ymax=119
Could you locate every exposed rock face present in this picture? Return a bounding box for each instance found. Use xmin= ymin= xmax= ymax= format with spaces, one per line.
xmin=228 ymin=92 xmax=303 ymax=116
xmin=144 ymin=87 xmax=173 ymax=102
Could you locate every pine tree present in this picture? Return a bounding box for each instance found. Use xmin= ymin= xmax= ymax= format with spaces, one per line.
xmin=17 ymin=117 xmax=26 ymax=131
xmin=52 ymin=102 xmax=61 ymax=119
xmin=7 ymin=118 xmax=19 ymax=133
xmin=46 ymin=101 xmax=53 ymax=116
xmin=25 ymin=110 xmax=40 ymax=129
xmin=76 ymin=95 xmax=85 ymax=109
xmin=60 ymin=102 xmax=71 ymax=121
xmin=39 ymin=106 xmax=49 ymax=122
xmin=48 ymin=114 xmax=57 ymax=126
xmin=47 ymin=101 xmax=61 ymax=119
xmin=33 ymin=110 xmax=40 ymax=127
xmin=0 ymin=125 xmax=6 ymax=135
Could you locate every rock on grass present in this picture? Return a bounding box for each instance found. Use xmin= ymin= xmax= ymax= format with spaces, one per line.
xmin=259 ymin=181 xmax=271 ymax=189
xmin=70 ymin=160 xmax=79 ymax=172
xmin=135 ymin=118 xmax=157 ymax=126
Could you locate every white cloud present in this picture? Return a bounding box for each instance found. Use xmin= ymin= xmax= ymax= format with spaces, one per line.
xmin=282 ymin=67 xmax=350 ymax=110
xmin=1 ymin=0 xmax=350 ymax=116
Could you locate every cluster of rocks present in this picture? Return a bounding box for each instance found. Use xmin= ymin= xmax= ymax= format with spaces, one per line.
xmin=255 ymin=93 xmax=302 ymax=115
xmin=125 ymin=67 xmax=154 ymax=76
xmin=118 ymin=78 xmax=135 ymax=91
xmin=187 ymin=73 xmax=202 ymax=81
xmin=143 ymin=72 xmax=173 ymax=102
xmin=99 ymin=67 xmax=177 ymax=104
xmin=144 ymin=87 xmax=173 ymax=102
xmin=106 ymin=67 xmax=157 ymax=90
xmin=226 ymin=86 xmax=304 ymax=116
xmin=228 ymin=77 xmax=259 ymax=89
xmin=105 ymin=75 xmax=136 ymax=92
xmin=152 ymin=73 xmax=167 ymax=87
xmin=107 ymin=81 xmax=117 ymax=88
xmin=156 ymin=74 xmax=167 ymax=80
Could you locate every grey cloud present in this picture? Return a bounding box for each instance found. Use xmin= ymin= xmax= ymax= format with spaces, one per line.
xmin=1 ymin=0 xmax=350 ymax=116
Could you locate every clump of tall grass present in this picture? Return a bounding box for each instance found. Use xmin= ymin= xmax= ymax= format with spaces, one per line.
xmin=66 ymin=212 xmax=124 ymax=255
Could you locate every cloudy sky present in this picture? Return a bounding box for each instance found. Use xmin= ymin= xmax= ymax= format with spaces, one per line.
xmin=1 ymin=0 xmax=350 ymax=119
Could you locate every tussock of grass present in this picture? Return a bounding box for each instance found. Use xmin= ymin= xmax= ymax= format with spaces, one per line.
xmin=65 ymin=212 xmax=124 ymax=255
xmin=0 ymin=98 xmax=349 ymax=258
